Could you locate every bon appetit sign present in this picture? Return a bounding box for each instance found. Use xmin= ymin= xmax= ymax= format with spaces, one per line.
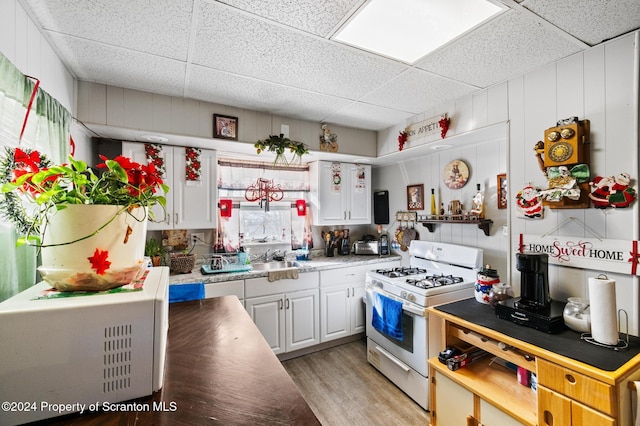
xmin=519 ymin=234 xmax=640 ymax=276
xmin=406 ymin=114 xmax=446 ymax=142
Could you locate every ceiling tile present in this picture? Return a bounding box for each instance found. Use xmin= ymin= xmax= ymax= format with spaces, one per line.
xmin=415 ymin=9 xmax=583 ymax=88
xmin=523 ymin=0 xmax=640 ymax=45
xmin=22 ymin=0 xmax=194 ymax=61
xmin=186 ymin=65 xmax=355 ymax=122
xmin=216 ymin=0 xmax=363 ymax=36
xmin=360 ymin=68 xmax=479 ymax=115
xmin=325 ymin=102 xmax=415 ymax=131
xmin=47 ymin=34 xmax=186 ymax=97
xmin=192 ymin=1 xmax=407 ymax=100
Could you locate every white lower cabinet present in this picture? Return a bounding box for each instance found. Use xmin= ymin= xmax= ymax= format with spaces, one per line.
xmin=245 ymin=272 xmax=319 ymax=355
xmin=320 ymin=260 xmax=399 ymax=343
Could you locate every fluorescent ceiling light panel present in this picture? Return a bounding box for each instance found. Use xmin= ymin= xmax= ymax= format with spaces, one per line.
xmin=333 ymin=0 xmax=504 ymax=63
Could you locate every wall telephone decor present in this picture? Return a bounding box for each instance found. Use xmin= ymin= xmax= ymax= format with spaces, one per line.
xmin=535 ymin=117 xmax=591 ymax=209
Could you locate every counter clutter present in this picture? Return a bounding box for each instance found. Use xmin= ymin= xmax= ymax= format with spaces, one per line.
xmin=169 ymin=253 xmax=400 ymax=285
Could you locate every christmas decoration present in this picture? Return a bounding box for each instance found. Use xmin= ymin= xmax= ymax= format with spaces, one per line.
xmin=398 ymin=130 xmax=407 ymax=151
xmin=185 ymin=147 xmax=201 ymax=181
xmin=439 ymin=116 xmax=450 ymax=139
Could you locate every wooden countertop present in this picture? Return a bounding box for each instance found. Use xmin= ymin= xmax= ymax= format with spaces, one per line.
xmin=37 ymin=296 xmax=320 ymax=425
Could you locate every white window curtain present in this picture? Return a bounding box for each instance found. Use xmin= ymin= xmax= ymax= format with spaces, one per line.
xmin=0 ymin=52 xmax=71 ymax=301
xmin=217 ymin=159 xmax=313 ymax=252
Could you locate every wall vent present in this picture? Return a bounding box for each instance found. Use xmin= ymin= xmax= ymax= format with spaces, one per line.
xmin=102 ymin=324 xmax=133 ymax=393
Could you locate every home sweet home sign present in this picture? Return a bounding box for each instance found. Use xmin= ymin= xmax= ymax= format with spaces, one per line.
xmin=518 ymin=234 xmax=640 ymax=276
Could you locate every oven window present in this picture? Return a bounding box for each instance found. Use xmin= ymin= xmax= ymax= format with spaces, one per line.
xmin=380 ymin=311 xmax=414 ymax=353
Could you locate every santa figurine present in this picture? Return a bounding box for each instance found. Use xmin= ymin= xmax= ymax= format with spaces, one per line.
xmin=589 ymin=172 xmax=636 ymax=208
xmin=516 ymin=184 xmax=543 ymax=218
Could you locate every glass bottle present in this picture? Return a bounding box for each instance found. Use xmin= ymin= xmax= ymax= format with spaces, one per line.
xmin=430 ymin=188 xmax=437 ymax=216
xmin=471 ymin=183 xmax=484 ymax=219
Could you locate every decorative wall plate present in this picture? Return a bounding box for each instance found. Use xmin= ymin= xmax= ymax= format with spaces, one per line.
xmin=443 ymin=160 xmax=469 ymax=189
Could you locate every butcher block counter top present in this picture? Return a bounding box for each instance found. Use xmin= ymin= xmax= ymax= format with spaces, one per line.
xmin=37 ymin=296 xmax=320 ymax=425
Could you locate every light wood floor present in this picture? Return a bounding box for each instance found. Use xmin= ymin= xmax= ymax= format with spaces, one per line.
xmin=282 ymin=338 xmax=431 ymax=425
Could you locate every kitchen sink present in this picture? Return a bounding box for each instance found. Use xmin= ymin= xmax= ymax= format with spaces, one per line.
xmin=251 ymin=261 xmax=299 ymax=271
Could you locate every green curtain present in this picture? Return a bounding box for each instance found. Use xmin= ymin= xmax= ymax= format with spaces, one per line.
xmin=0 ymin=51 xmax=71 ymax=301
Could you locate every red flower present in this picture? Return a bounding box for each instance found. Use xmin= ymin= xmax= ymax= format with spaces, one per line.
xmin=88 ymin=248 xmax=111 ymax=274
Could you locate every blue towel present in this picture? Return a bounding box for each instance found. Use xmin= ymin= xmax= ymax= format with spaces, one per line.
xmin=372 ymin=292 xmax=403 ymax=341
xmin=169 ymin=283 xmax=205 ymax=303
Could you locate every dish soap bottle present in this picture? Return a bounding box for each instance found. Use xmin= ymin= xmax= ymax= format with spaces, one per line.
xmin=471 ymin=183 xmax=484 ymax=219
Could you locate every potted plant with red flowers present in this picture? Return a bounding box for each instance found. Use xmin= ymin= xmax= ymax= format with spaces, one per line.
xmin=0 ymin=147 xmax=168 ymax=291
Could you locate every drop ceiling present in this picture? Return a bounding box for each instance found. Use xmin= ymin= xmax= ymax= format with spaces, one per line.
xmin=19 ymin=0 xmax=640 ymax=135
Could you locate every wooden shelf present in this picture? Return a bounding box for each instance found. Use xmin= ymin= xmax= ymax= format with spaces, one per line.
xmin=419 ymin=218 xmax=493 ymax=236
xmin=430 ymin=356 xmax=538 ymax=426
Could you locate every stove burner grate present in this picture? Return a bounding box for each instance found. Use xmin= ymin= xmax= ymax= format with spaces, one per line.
xmin=375 ymin=267 xmax=426 ymax=278
xmin=406 ymin=274 xmax=464 ymax=289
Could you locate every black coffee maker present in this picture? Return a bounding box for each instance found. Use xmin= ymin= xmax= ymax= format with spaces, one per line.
xmin=495 ymin=252 xmax=566 ymax=333
xmin=515 ymin=252 xmax=550 ymax=310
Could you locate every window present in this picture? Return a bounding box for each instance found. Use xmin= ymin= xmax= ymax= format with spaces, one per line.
xmin=217 ymin=159 xmax=312 ymax=253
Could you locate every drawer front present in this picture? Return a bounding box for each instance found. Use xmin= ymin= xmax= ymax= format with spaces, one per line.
xmin=205 ymin=280 xmax=243 ymax=299
xmin=245 ymin=272 xmax=319 ymax=298
xmin=537 ymin=359 xmax=615 ymax=416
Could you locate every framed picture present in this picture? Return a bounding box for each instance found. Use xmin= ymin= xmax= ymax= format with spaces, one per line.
xmin=497 ymin=173 xmax=507 ymax=209
xmin=442 ymin=159 xmax=469 ymax=189
xmin=407 ymin=184 xmax=424 ymax=210
xmin=214 ymin=114 xmax=238 ymax=140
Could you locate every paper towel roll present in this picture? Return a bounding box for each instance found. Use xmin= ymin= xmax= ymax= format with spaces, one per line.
xmin=634 ymin=381 xmax=640 ymax=426
xmin=588 ymin=276 xmax=618 ymax=345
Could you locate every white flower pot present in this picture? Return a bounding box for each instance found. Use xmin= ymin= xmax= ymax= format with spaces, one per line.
xmin=39 ymin=205 xmax=148 ymax=291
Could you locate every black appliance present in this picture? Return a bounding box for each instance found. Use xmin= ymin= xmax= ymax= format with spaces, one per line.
xmin=496 ymin=252 xmax=566 ymax=333
xmin=374 ymin=190 xmax=389 ymax=224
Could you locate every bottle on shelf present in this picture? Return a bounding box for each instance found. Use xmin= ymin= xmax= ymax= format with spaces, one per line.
xmin=471 ymin=183 xmax=485 ymax=219
xmin=430 ymin=188 xmax=437 ymax=216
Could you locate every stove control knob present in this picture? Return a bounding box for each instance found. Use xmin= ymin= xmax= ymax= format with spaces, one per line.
xmin=400 ymin=291 xmax=416 ymax=302
xmin=372 ymin=280 xmax=383 ymax=288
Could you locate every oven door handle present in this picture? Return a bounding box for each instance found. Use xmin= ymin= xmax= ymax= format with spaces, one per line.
xmin=367 ymin=288 xmax=426 ymax=317
xmin=375 ymin=345 xmax=411 ymax=373
xmin=402 ymin=304 xmax=425 ymax=317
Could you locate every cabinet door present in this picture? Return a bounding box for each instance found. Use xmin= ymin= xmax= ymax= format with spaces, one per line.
xmin=433 ymin=371 xmax=474 ymax=425
xmin=122 ymin=142 xmax=173 ymax=230
xmin=571 ymin=399 xmax=615 ymax=426
xmin=320 ymin=286 xmax=350 ymax=342
xmin=344 ymin=163 xmax=371 ymax=224
xmin=286 ymin=288 xmax=319 ymax=352
xmin=480 ymin=398 xmax=526 ymax=426
xmin=538 ymin=386 xmax=572 ymax=426
xmin=312 ymin=161 xmax=345 ymax=225
xmin=350 ymin=285 xmax=366 ymax=334
xmin=173 ymin=148 xmax=217 ymax=229
xmin=246 ymin=294 xmax=285 ymax=354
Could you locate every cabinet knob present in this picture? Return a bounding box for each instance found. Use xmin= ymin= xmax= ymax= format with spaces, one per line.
xmin=565 ymin=374 xmax=576 ymax=384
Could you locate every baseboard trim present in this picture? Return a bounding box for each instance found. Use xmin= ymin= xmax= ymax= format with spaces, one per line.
xmin=277 ymin=334 xmax=365 ymax=362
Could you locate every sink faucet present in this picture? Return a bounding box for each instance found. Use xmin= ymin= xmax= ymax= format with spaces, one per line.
xmin=263 ymin=249 xmax=271 ymax=262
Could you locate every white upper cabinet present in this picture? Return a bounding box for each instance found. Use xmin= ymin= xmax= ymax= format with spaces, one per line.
xmin=309 ymin=161 xmax=371 ymax=226
xmin=122 ymin=142 xmax=217 ymax=230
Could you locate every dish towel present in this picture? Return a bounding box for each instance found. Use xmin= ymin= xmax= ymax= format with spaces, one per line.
xmin=268 ymin=268 xmax=299 ymax=282
xmin=372 ymin=292 xmax=404 ymax=340
xmin=169 ymin=282 xmax=205 ymax=303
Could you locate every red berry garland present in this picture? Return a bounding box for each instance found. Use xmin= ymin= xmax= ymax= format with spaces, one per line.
xmin=398 ymin=130 xmax=408 ymax=151
xmin=439 ymin=117 xmax=450 ymax=139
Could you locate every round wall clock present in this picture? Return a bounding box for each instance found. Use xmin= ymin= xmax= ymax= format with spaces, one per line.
xmin=443 ymin=160 xmax=469 ymax=189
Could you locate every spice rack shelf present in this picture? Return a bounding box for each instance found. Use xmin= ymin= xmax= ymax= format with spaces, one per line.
xmin=418 ymin=218 xmax=493 ymax=236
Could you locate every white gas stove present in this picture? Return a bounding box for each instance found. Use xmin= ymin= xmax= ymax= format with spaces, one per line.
xmin=365 ymin=241 xmax=483 ymax=411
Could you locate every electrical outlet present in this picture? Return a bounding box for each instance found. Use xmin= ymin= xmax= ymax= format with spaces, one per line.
xmin=191 ymin=232 xmax=205 ymax=244
xmin=502 ymin=226 xmax=508 ymax=237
